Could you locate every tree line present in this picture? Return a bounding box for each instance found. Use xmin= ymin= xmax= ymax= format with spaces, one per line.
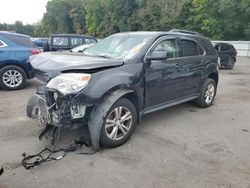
xmin=0 ymin=0 xmax=249 ymax=40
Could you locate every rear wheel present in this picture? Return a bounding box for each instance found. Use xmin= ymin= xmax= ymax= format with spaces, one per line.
xmin=226 ymin=57 xmax=235 ymax=69
xmin=0 ymin=65 xmax=27 ymax=90
xmin=100 ymin=98 xmax=137 ymax=147
xmin=195 ymin=78 xmax=217 ymax=108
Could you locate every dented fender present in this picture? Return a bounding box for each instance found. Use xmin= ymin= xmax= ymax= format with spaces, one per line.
xmin=88 ymin=89 xmax=135 ymax=151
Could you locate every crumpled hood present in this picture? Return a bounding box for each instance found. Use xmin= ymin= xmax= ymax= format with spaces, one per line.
xmin=30 ymin=52 xmax=124 ymax=71
xmin=30 ymin=52 xmax=124 ymax=82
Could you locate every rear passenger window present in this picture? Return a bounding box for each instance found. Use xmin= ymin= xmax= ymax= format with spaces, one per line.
xmin=153 ymin=39 xmax=179 ymax=59
xmin=71 ymin=37 xmax=83 ymax=46
xmin=0 ymin=41 xmax=3 ymax=46
xmin=180 ymin=40 xmax=204 ymax=57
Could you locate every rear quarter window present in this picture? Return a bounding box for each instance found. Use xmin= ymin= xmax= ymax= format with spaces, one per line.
xmin=4 ymin=35 xmax=35 ymax=47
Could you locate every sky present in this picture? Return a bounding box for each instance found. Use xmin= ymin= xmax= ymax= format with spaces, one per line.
xmin=0 ymin=0 xmax=49 ymax=24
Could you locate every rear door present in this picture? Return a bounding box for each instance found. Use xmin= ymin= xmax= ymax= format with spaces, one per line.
xmin=0 ymin=39 xmax=10 ymax=63
xmin=177 ymin=37 xmax=205 ymax=96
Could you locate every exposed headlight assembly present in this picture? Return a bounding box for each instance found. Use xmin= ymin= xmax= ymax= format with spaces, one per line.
xmin=46 ymin=73 xmax=91 ymax=95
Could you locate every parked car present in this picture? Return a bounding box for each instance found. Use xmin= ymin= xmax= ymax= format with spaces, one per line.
xmin=43 ymin=34 xmax=97 ymax=52
xmin=0 ymin=31 xmax=40 ymax=90
xmin=31 ymin=37 xmax=49 ymax=48
xmin=27 ymin=30 xmax=219 ymax=151
xmin=214 ymin=42 xmax=237 ymax=69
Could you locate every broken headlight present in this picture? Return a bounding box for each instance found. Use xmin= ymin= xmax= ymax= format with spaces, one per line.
xmin=46 ymin=73 xmax=91 ymax=95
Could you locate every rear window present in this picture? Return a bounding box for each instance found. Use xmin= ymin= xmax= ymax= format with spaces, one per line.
xmin=180 ymin=40 xmax=204 ymax=57
xmin=4 ymin=34 xmax=35 ymax=47
xmin=221 ymin=44 xmax=232 ymax=51
xmin=52 ymin=37 xmax=69 ymax=46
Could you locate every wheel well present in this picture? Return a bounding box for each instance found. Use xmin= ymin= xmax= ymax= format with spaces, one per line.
xmin=208 ymin=73 xmax=218 ymax=85
xmin=0 ymin=64 xmax=28 ymax=77
xmin=122 ymin=92 xmax=141 ymax=122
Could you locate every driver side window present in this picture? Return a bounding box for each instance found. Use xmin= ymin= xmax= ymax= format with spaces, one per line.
xmin=153 ymin=39 xmax=179 ymax=59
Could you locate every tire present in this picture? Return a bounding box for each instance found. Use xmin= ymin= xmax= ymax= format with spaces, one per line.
xmin=225 ymin=57 xmax=235 ymax=69
xmin=99 ymin=98 xmax=137 ymax=148
xmin=26 ymin=95 xmax=40 ymax=119
xmin=43 ymin=42 xmax=50 ymax=52
xmin=195 ymin=78 xmax=217 ymax=108
xmin=0 ymin=65 xmax=27 ymax=90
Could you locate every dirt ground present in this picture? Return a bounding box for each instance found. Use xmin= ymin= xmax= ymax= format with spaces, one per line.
xmin=0 ymin=57 xmax=250 ymax=188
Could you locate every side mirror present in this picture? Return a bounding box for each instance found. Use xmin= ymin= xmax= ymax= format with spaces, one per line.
xmin=146 ymin=51 xmax=168 ymax=61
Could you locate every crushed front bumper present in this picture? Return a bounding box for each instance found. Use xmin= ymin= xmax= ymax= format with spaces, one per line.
xmin=27 ymin=86 xmax=91 ymax=137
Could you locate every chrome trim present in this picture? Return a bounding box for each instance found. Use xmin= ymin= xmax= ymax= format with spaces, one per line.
xmin=0 ymin=40 xmax=8 ymax=48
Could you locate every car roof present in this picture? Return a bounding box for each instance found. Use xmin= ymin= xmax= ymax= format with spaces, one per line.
xmin=0 ymin=31 xmax=30 ymax=38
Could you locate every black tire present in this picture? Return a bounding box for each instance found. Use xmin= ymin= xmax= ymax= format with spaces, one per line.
xmin=99 ymin=98 xmax=137 ymax=148
xmin=195 ymin=78 xmax=217 ymax=108
xmin=43 ymin=42 xmax=50 ymax=52
xmin=0 ymin=65 xmax=27 ymax=90
xmin=26 ymin=95 xmax=40 ymax=119
xmin=225 ymin=57 xmax=235 ymax=69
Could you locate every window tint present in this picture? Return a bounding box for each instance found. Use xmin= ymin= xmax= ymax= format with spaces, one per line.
xmin=180 ymin=40 xmax=203 ymax=57
xmin=221 ymin=44 xmax=232 ymax=51
xmin=85 ymin=38 xmax=96 ymax=44
xmin=153 ymin=39 xmax=179 ymax=58
xmin=4 ymin=35 xmax=35 ymax=47
xmin=52 ymin=37 xmax=69 ymax=46
xmin=71 ymin=37 xmax=83 ymax=46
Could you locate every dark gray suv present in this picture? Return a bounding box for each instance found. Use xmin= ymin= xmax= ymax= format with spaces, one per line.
xmin=27 ymin=30 xmax=219 ymax=151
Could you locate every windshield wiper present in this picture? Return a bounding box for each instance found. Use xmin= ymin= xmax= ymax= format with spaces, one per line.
xmin=96 ymin=55 xmax=111 ymax=59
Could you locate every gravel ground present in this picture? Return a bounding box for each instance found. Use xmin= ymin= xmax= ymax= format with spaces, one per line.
xmin=0 ymin=57 xmax=250 ymax=188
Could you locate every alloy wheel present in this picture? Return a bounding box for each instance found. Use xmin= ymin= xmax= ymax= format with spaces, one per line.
xmin=205 ymin=83 xmax=215 ymax=104
xmin=105 ymin=106 xmax=132 ymax=141
xmin=2 ymin=70 xmax=23 ymax=88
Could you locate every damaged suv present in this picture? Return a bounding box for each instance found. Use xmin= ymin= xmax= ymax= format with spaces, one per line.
xmin=27 ymin=30 xmax=219 ymax=151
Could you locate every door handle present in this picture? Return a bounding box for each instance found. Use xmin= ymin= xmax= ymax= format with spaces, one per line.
xmin=175 ymin=63 xmax=180 ymax=67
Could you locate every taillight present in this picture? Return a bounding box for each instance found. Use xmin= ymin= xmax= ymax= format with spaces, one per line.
xmin=31 ymin=49 xmax=40 ymax=55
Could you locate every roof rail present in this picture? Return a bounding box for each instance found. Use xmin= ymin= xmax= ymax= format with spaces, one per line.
xmin=170 ymin=29 xmax=203 ymax=36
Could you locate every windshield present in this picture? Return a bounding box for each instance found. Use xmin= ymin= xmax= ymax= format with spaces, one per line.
xmin=84 ymin=34 xmax=153 ymax=60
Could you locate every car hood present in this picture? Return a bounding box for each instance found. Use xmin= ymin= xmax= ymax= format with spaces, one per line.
xmin=30 ymin=52 xmax=124 ymax=71
xmin=30 ymin=52 xmax=124 ymax=82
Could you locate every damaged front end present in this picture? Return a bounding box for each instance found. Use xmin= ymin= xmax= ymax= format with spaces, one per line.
xmin=27 ymin=85 xmax=91 ymax=141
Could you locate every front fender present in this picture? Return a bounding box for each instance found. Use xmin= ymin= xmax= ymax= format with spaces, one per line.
xmin=75 ymin=63 xmax=144 ymax=106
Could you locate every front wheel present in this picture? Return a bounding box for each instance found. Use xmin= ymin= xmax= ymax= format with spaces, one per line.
xmin=195 ymin=78 xmax=217 ymax=108
xmin=100 ymin=98 xmax=137 ymax=148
